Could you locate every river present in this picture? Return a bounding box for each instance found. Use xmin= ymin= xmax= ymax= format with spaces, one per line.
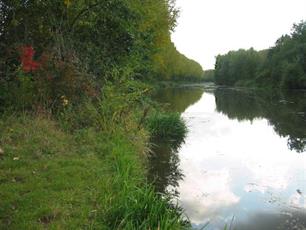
xmin=149 ymin=84 xmax=306 ymax=230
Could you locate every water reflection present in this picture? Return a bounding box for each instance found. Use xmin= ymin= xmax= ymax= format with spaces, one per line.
xmin=153 ymin=86 xmax=204 ymax=113
xmin=148 ymin=142 xmax=183 ymax=196
xmin=150 ymin=85 xmax=306 ymax=230
xmin=149 ymin=86 xmax=205 ymax=196
xmin=215 ymin=88 xmax=306 ymax=152
xmin=235 ymin=210 xmax=306 ymax=230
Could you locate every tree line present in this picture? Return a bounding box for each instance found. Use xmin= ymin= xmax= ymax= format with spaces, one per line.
xmin=214 ymin=21 xmax=306 ymax=89
xmin=0 ymin=0 xmax=204 ymax=110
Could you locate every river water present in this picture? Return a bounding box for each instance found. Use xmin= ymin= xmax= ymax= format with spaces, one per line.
xmin=149 ymin=84 xmax=306 ymax=230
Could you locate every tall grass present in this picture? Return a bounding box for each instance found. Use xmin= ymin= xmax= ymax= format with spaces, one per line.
xmin=0 ymin=112 xmax=190 ymax=229
xmin=105 ymin=185 xmax=189 ymax=229
xmin=146 ymin=112 xmax=188 ymax=149
xmin=102 ymin=133 xmax=189 ymax=229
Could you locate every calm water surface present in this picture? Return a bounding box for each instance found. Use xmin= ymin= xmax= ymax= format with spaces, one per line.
xmin=149 ymin=84 xmax=306 ymax=230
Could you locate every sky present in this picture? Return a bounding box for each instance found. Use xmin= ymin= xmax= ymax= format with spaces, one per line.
xmin=171 ymin=0 xmax=306 ymax=70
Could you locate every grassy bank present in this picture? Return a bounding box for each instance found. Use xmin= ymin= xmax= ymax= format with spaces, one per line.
xmin=0 ymin=1 xmax=195 ymax=228
xmin=0 ymin=110 xmax=189 ymax=229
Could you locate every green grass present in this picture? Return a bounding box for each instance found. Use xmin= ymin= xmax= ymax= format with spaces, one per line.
xmin=0 ymin=115 xmax=189 ymax=229
xmin=146 ymin=112 xmax=188 ymax=149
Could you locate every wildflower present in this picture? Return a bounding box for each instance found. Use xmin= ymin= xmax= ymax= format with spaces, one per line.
xmin=20 ymin=46 xmax=41 ymax=73
xmin=64 ymin=0 xmax=72 ymax=7
xmin=61 ymin=95 xmax=69 ymax=106
xmin=13 ymin=157 xmax=20 ymax=161
xmin=63 ymin=99 xmax=69 ymax=106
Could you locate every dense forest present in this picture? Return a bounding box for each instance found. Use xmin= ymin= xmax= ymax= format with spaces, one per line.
xmin=214 ymin=21 xmax=306 ymax=89
xmin=202 ymin=69 xmax=215 ymax=82
xmin=0 ymin=1 xmax=196 ymax=229
xmin=0 ymin=0 xmax=204 ymax=110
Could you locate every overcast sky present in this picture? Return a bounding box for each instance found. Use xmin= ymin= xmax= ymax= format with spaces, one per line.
xmin=171 ymin=0 xmax=306 ymax=70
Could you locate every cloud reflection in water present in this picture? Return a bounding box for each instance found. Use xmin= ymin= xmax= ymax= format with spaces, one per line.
xmin=173 ymin=91 xmax=306 ymax=229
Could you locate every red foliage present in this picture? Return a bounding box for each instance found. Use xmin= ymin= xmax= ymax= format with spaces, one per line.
xmin=20 ymin=46 xmax=41 ymax=73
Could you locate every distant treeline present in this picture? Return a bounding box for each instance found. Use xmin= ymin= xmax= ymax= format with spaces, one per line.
xmin=154 ymin=42 xmax=204 ymax=81
xmin=202 ymin=69 xmax=215 ymax=82
xmin=214 ymin=21 xmax=306 ymax=89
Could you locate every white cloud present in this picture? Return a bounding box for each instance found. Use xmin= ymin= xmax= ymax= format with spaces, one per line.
xmin=171 ymin=0 xmax=306 ymax=69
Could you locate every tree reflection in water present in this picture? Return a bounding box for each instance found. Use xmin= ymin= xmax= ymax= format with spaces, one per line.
xmin=148 ymin=85 xmax=306 ymax=229
xmin=154 ymin=86 xmax=205 ymax=113
xmin=149 ymin=86 xmax=205 ymax=195
xmin=149 ymin=86 xmax=305 ymax=197
xmin=148 ymin=141 xmax=184 ymax=196
xmin=215 ymin=88 xmax=306 ymax=153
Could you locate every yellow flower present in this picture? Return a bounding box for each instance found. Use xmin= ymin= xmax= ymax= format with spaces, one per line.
xmin=61 ymin=95 xmax=69 ymax=106
xmin=64 ymin=0 xmax=71 ymax=7
xmin=63 ymin=99 xmax=69 ymax=106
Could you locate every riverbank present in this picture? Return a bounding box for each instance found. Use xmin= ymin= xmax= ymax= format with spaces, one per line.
xmin=0 ymin=107 xmax=189 ymax=229
xmin=0 ymin=1 xmax=204 ymax=228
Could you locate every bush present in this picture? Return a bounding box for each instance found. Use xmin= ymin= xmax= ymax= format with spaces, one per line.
xmin=146 ymin=112 xmax=187 ymax=148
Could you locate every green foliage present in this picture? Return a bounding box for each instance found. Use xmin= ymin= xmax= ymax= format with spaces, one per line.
xmin=215 ymin=48 xmax=265 ymax=86
xmin=152 ymin=42 xmax=204 ymax=81
xmin=146 ymin=112 xmax=187 ymax=148
xmin=0 ymin=0 xmax=203 ymax=113
xmin=214 ymin=21 xmax=306 ymax=89
xmin=0 ymin=1 xmax=194 ymax=228
xmin=59 ymin=75 xmax=152 ymax=132
xmin=262 ymin=21 xmax=306 ymax=89
xmin=203 ymin=69 xmax=215 ymax=82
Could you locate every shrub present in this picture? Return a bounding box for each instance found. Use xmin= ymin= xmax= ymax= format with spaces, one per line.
xmin=146 ymin=112 xmax=187 ymax=148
